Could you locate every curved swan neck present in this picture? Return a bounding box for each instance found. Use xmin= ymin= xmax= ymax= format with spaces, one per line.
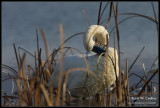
xmin=83 ymin=25 xmax=109 ymax=52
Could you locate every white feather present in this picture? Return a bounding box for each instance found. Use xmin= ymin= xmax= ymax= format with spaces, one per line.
xmin=51 ymin=25 xmax=119 ymax=98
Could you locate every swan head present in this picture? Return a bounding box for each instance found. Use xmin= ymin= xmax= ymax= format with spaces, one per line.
xmin=83 ymin=25 xmax=109 ymax=52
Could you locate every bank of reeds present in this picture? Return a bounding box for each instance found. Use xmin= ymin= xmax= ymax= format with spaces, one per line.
xmin=2 ymin=2 xmax=158 ymax=106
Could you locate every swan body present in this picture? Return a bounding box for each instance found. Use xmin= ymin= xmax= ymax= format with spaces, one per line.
xmin=51 ymin=25 xmax=119 ymax=98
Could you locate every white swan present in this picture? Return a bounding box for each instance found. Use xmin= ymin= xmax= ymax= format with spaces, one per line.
xmin=51 ymin=25 xmax=119 ymax=98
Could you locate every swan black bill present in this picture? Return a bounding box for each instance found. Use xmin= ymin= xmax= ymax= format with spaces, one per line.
xmin=92 ymin=43 xmax=106 ymax=56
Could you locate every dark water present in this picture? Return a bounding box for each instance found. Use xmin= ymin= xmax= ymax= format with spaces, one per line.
xmin=2 ymin=2 xmax=158 ymax=106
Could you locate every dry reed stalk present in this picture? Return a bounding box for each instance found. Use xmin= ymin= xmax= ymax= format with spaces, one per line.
xmin=56 ymin=24 xmax=64 ymax=106
xmin=97 ymin=2 xmax=102 ymax=25
xmin=21 ymin=53 xmax=28 ymax=90
xmin=109 ymin=15 xmax=138 ymax=35
xmin=113 ymin=32 xmax=118 ymax=106
xmin=3 ymin=96 xmax=15 ymax=106
xmin=58 ymin=32 xmax=84 ymax=50
xmin=34 ymin=51 xmax=38 ymax=78
xmin=40 ymin=29 xmax=51 ymax=65
xmin=108 ymin=92 xmax=111 ymax=106
xmin=2 ymin=64 xmax=18 ymax=76
xmin=121 ymin=71 xmax=126 ymax=105
xmin=34 ymin=82 xmax=41 ymax=106
xmin=118 ymin=13 xmax=158 ymax=24
xmin=63 ymin=67 xmax=99 ymax=82
xmin=151 ymin=2 xmax=158 ymax=34
xmin=137 ymin=69 xmax=158 ymax=97
xmin=149 ymin=56 xmax=158 ymax=72
xmin=14 ymin=45 xmax=22 ymax=95
xmin=20 ymin=90 xmax=28 ymax=106
xmin=113 ymin=32 xmax=118 ymax=81
xmin=126 ymin=59 xmax=131 ymax=106
xmin=128 ymin=46 xmax=145 ymax=74
xmin=99 ymin=2 xmax=109 ymax=21
xmin=28 ymin=66 xmax=32 ymax=79
xmin=28 ymin=78 xmax=36 ymax=106
xmin=113 ymin=2 xmax=123 ymax=106
xmin=49 ymin=82 xmax=54 ymax=105
xmin=33 ymin=46 xmax=42 ymax=106
xmin=113 ymin=32 xmax=119 ymax=106
xmin=38 ymin=49 xmax=42 ymax=79
xmin=40 ymin=83 xmax=53 ymax=106
xmin=13 ymin=43 xmax=20 ymax=68
xmin=2 ymin=71 xmax=15 ymax=95
xmin=103 ymin=92 xmax=106 ymax=106
xmin=82 ymin=8 xmax=90 ymax=26
xmin=28 ymin=65 xmax=36 ymax=77
xmin=143 ymin=63 xmax=148 ymax=81
xmin=105 ymin=31 xmax=109 ymax=106
xmin=18 ymin=47 xmax=38 ymax=60
xmin=17 ymin=53 xmax=29 ymax=106
xmin=105 ymin=2 xmax=113 ymax=29
xmin=36 ymin=27 xmax=40 ymax=59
